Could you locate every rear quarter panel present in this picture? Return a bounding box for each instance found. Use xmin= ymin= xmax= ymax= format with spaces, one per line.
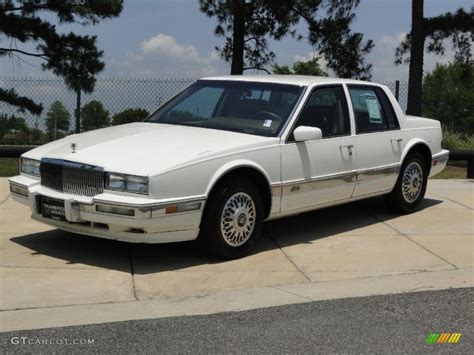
xmin=382 ymin=86 xmax=444 ymax=161
xmin=401 ymin=116 xmax=444 ymax=160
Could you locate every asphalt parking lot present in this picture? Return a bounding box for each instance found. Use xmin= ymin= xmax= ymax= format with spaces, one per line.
xmin=0 ymin=178 xmax=473 ymax=332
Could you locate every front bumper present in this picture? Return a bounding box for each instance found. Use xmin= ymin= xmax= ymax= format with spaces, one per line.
xmin=8 ymin=175 xmax=205 ymax=243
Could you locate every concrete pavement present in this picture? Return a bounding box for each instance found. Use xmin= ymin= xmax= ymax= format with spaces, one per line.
xmin=0 ymin=178 xmax=473 ymax=331
xmin=2 ymin=288 xmax=472 ymax=353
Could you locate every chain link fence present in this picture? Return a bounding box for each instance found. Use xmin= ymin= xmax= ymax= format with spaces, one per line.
xmin=0 ymin=77 xmax=196 ymax=138
xmin=0 ymin=77 xmax=472 ymax=176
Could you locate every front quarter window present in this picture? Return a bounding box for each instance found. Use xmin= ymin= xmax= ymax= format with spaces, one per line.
xmin=147 ymin=80 xmax=304 ymax=137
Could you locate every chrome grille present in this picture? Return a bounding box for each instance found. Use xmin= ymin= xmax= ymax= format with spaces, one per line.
xmin=40 ymin=159 xmax=104 ymax=197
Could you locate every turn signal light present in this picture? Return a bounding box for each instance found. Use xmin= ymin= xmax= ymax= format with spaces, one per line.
xmin=165 ymin=206 xmax=178 ymax=214
xmin=165 ymin=202 xmax=201 ymax=214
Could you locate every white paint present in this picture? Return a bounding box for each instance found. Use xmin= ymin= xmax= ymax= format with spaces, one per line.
xmin=10 ymin=76 xmax=447 ymax=244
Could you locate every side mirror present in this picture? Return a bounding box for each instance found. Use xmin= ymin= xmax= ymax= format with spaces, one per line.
xmin=293 ymin=126 xmax=323 ymax=142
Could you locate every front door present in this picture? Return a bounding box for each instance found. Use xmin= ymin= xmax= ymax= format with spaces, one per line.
xmin=280 ymin=85 xmax=357 ymax=212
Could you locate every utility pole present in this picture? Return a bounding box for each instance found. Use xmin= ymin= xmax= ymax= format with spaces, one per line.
xmin=230 ymin=0 xmax=245 ymax=75
xmin=406 ymin=0 xmax=424 ymax=116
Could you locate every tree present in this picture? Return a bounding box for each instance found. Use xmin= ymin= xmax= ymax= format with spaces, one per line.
xmin=112 ymin=108 xmax=149 ymax=126
xmin=0 ymin=114 xmax=30 ymax=144
xmin=0 ymin=114 xmax=9 ymax=140
xmin=0 ymin=0 xmax=123 ymax=115
xmin=422 ymin=63 xmax=473 ymax=135
xmin=11 ymin=116 xmax=29 ymax=134
xmin=81 ymin=100 xmax=109 ymax=131
xmin=45 ymin=101 xmax=70 ymax=140
xmin=0 ymin=114 xmax=28 ymax=140
xmin=395 ymin=2 xmax=473 ymax=115
xmin=11 ymin=116 xmax=30 ymax=144
xmin=199 ymin=0 xmax=373 ymax=78
xmin=29 ymin=127 xmax=44 ymax=144
xmin=273 ymin=57 xmax=327 ymax=76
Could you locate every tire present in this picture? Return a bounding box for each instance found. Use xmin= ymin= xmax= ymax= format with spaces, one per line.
xmin=199 ymin=177 xmax=264 ymax=259
xmin=384 ymin=151 xmax=428 ymax=213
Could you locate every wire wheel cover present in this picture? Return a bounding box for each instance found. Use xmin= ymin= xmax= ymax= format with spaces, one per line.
xmin=220 ymin=192 xmax=256 ymax=247
xmin=402 ymin=161 xmax=423 ymax=203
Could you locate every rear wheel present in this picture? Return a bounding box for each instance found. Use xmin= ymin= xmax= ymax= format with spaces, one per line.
xmin=199 ymin=177 xmax=263 ymax=259
xmin=384 ymin=152 xmax=428 ymax=213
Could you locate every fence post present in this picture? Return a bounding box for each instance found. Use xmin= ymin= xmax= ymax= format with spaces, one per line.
xmin=467 ymin=158 xmax=474 ymax=179
xmin=449 ymin=150 xmax=474 ymax=179
xmin=75 ymin=74 xmax=81 ymax=134
xmin=395 ymin=80 xmax=400 ymax=101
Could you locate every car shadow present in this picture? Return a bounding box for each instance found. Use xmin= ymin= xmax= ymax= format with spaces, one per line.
xmin=265 ymin=196 xmax=443 ymax=248
xmin=10 ymin=196 xmax=443 ymax=275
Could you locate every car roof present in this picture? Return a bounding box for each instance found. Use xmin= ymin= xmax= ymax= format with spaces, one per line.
xmin=200 ymin=74 xmax=376 ymax=87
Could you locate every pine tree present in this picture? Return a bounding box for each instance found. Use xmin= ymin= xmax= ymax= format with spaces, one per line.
xmin=199 ymin=0 xmax=373 ymax=79
xmin=0 ymin=0 xmax=123 ymax=115
xmin=395 ymin=2 xmax=473 ymax=115
xmin=45 ymin=101 xmax=70 ymax=140
xmin=81 ymin=100 xmax=110 ymax=131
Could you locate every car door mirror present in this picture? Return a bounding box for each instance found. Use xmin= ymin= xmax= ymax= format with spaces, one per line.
xmin=293 ymin=126 xmax=323 ymax=142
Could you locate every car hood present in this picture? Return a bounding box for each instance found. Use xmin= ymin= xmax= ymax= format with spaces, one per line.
xmin=24 ymin=123 xmax=278 ymax=176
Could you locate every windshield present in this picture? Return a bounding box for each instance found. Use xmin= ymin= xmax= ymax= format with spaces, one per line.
xmin=147 ymin=80 xmax=304 ymax=137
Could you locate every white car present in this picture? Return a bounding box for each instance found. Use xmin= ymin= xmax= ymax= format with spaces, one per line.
xmin=9 ymin=75 xmax=449 ymax=258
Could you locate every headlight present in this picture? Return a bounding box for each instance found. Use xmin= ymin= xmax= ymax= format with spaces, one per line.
xmin=105 ymin=173 xmax=148 ymax=194
xmin=21 ymin=158 xmax=41 ymax=177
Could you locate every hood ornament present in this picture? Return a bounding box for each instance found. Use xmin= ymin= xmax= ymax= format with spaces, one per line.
xmin=70 ymin=143 xmax=77 ymax=153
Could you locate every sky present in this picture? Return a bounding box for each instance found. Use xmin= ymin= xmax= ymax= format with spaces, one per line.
xmin=1 ymin=0 xmax=472 ymax=83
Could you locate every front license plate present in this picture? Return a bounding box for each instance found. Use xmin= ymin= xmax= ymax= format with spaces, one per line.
xmin=41 ymin=197 xmax=66 ymax=221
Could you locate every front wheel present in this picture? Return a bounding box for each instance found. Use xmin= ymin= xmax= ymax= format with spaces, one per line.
xmin=199 ymin=178 xmax=263 ymax=259
xmin=384 ymin=152 xmax=428 ymax=213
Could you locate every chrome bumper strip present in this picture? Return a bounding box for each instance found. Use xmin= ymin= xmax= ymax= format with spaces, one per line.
xmin=356 ymin=164 xmax=400 ymax=182
xmin=273 ymin=163 xmax=400 ymax=196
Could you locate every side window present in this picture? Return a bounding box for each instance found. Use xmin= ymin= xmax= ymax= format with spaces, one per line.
xmin=166 ymin=86 xmax=223 ymax=121
xmin=348 ymin=86 xmax=399 ymax=133
xmin=294 ymin=86 xmax=350 ymax=138
xmin=375 ymin=87 xmax=400 ymax=129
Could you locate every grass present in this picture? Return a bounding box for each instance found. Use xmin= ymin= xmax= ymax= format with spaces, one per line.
xmin=442 ymin=130 xmax=473 ymax=151
xmin=0 ymin=158 xmax=469 ymax=179
xmin=430 ymin=164 xmax=467 ymax=179
xmin=0 ymin=158 xmax=19 ymax=177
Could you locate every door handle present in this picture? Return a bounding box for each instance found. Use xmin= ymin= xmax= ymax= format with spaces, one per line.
xmin=391 ymin=138 xmax=403 ymax=143
xmin=340 ymin=144 xmax=354 ymax=155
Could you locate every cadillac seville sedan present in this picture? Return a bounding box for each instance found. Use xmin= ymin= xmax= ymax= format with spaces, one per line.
xmin=9 ymin=75 xmax=449 ymax=258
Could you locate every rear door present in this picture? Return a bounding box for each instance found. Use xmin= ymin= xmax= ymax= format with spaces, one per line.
xmin=347 ymin=85 xmax=403 ymax=196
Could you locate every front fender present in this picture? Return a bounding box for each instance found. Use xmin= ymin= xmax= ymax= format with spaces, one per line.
xmin=205 ymin=159 xmax=272 ymax=196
